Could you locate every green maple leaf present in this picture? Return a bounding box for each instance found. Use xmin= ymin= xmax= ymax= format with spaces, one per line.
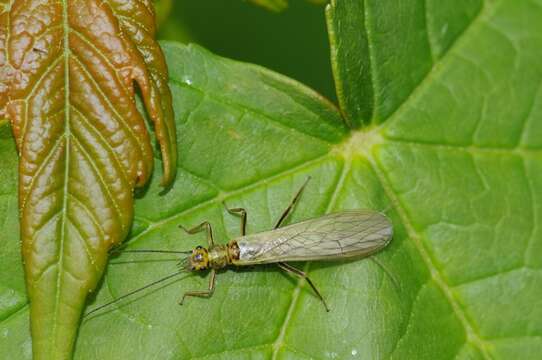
xmin=2 ymin=0 xmax=541 ymax=358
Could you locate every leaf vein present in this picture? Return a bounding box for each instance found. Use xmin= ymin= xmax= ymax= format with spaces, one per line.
xmin=386 ymin=138 xmax=542 ymax=154
xmin=423 ymin=0 xmax=436 ymax=62
xmin=169 ymin=79 xmax=334 ymax=145
xmin=369 ymin=157 xmax=494 ymax=359
xmin=68 ymin=192 xmax=106 ymax=241
xmin=19 ymin=56 xmax=64 ymax=146
xmin=71 ymin=105 xmax=129 ymax=189
xmin=520 ymin=78 xmax=542 ymax=147
xmin=116 ymin=13 xmax=151 ymax=35
xmin=66 ymin=211 xmax=101 ymax=274
xmin=20 ymin=135 xmax=65 ymax=215
xmin=0 ymin=302 xmax=29 ymax=326
xmin=51 ymin=2 xmax=71 ymax=350
xmin=70 ymin=51 xmax=148 ymax=176
xmin=384 ymin=1 xmax=489 ymax=128
xmin=389 ymin=282 xmax=428 ymax=357
xmin=362 ymin=0 xmax=377 ymax=123
xmin=190 ymin=344 xmax=271 ymax=360
xmin=453 ymin=266 xmax=539 ymax=287
xmin=71 ymin=136 xmax=125 ymax=231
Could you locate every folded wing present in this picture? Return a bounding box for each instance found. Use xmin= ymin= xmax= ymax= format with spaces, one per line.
xmin=234 ymin=210 xmax=393 ymax=265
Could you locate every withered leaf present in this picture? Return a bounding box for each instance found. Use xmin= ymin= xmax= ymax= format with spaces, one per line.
xmin=0 ymin=0 xmax=176 ymax=358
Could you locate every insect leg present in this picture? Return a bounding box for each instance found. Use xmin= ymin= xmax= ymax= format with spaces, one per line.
xmin=179 ymin=221 xmax=215 ymax=246
xmin=222 ymin=202 xmax=247 ymax=236
xmin=179 ymin=269 xmax=217 ymax=305
xmin=273 ymin=177 xmax=311 ymax=229
xmin=277 ymin=262 xmax=330 ymax=312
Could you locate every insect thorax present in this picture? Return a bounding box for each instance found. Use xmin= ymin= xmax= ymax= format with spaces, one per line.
xmin=208 ymin=241 xmax=240 ymax=269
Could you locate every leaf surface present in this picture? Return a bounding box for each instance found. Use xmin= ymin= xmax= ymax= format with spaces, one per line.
xmin=0 ymin=0 xmax=176 ymax=358
xmin=2 ymin=0 xmax=542 ymax=359
xmin=247 ymin=0 xmax=327 ymax=12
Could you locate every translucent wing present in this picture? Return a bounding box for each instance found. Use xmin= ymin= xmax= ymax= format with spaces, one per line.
xmin=234 ymin=210 xmax=392 ymax=265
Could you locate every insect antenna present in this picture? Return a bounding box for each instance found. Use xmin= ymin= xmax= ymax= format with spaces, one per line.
xmin=178 ymin=257 xmax=193 ymax=272
xmin=370 ymin=256 xmax=400 ymax=292
xmin=112 ymin=249 xmax=193 ymax=255
xmin=84 ymin=270 xmax=186 ymax=318
xmin=109 ymin=241 xmax=193 ymax=256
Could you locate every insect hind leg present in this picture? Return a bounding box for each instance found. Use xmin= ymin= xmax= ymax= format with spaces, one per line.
xmin=277 ymin=262 xmax=330 ymax=312
xmin=273 ymin=177 xmax=311 ymax=229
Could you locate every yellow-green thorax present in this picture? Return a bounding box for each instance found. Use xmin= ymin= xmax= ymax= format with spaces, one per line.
xmin=185 ymin=241 xmax=240 ymax=271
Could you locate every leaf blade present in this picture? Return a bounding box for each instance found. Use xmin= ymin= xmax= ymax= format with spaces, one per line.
xmin=1 ymin=0 xmax=176 ymax=358
xmin=1 ymin=0 xmax=542 ymax=358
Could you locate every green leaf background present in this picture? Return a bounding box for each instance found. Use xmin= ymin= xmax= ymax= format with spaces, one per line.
xmin=2 ymin=0 xmax=542 ymax=359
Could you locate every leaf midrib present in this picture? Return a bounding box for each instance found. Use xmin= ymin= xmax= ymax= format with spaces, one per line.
xmin=368 ymin=153 xmax=493 ymax=358
xmin=362 ymin=0 xmax=378 ymax=122
xmin=51 ymin=0 xmax=71 ymax=355
xmin=382 ymin=138 xmax=542 ymax=156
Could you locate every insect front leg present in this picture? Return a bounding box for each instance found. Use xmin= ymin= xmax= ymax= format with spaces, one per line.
xmin=179 ymin=221 xmax=215 ymax=247
xmin=274 ymin=177 xmax=311 ymax=229
xmin=277 ymin=262 xmax=330 ymax=312
xmin=179 ymin=269 xmax=217 ymax=305
xmin=222 ymin=202 xmax=247 ymax=236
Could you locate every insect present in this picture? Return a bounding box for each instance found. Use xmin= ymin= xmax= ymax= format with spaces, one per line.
xmin=86 ymin=178 xmax=393 ymax=316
